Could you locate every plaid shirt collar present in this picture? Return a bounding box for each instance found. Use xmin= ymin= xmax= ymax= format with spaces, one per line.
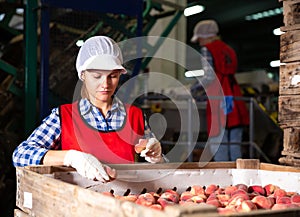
xmin=79 ymin=97 xmax=126 ymax=117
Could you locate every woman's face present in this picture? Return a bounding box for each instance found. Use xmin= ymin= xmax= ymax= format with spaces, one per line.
xmin=198 ymin=37 xmax=210 ymax=46
xmin=82 ymin=69 xmax=121 ymax=105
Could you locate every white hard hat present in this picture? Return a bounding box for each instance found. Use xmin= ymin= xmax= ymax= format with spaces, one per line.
xmin=76 ymin=36 xmax=127 ymax=79
xmin=191 ymin=20 xmax=219 ymax=43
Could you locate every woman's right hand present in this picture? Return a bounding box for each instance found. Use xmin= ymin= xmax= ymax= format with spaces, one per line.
xmin=63 ymin=150 xmax=117 ymax=182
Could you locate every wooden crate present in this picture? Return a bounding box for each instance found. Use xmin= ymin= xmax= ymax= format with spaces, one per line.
xmin=15 ymin=159 xmax=300 ymax=217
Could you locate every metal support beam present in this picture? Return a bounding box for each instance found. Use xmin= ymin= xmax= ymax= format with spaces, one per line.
xmin=25 ymin=0 xmax=38 ymax=136
xmin=141 ymin=10 xmax=183 ymax=70
xmin=40 ymin=3 xmax=50 ymax=120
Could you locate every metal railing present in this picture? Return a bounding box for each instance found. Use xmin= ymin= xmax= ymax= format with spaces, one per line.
xmin=142 ymin=95 xmax=274 ymax=163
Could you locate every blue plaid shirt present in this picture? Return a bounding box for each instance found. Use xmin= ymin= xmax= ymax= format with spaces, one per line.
xmin=12 ymin=97 xmax=155 ymax=166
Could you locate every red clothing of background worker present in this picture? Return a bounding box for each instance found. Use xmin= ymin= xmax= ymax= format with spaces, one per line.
xmin=191 ymin=19 xmax=249 ymax=161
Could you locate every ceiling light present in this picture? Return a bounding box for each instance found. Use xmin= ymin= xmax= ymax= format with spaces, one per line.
xmin=273 ymin=27 xmax=284 ymax=35
xmin=270 ymin=60 xmax=286 ymax=67
xmin=184 ymin=5 xmax=205 ymax=17
xmin=76 ymin=40 xmax=84 ymax=47
xmin=245 ymin=7 xmax=283 ymax=21
xmin=0 ymin=14 xmax=4 ymax=22
xmin=16 ymin=8 xmax=24 ymax=15
xmin=185 ymin=70 xmax=205 ymax=77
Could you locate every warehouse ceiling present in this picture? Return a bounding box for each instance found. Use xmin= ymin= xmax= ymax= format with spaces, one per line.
xmin=186 ymin=0 xmax=283 ymax=75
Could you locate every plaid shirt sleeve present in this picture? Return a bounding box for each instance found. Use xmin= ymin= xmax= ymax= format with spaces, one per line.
xmin=12 ymin=108 xmax=61 ymax=167
xmin=198 ymin=46 xmax=216 ymax=88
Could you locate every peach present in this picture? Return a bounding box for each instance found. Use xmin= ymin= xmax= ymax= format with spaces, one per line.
xmin=230 ymin=192 xmax=250 ymax=201
xmin=180 ymin=191 xmax=194 ymax=201
xmin=248 ymin=192 xmax=260 ymax=200
xmin=119 ymin=194 xmax=138 ymax=202
xmin=267 ymin=196 xmax=276 ymax=205
xmin=272 ymin=203 xmax=299 ymax=210
xmin=264 ymin=184 xmax=279 ymax=196
xmin=207 ymin=193 xmax=220 ymax=200
xmin=206 ymin=198 xmax=222 ymax=207
xmin=134 ymin=139 xmax=147 ymax=153
xmin=191 ymin=195 xmax=205 ymax=203
xmin=160 ymin=191 xmax=179 ymax=203
xmin=148 ymin=191 xmax=160 ymax=200
xmin=224 ymin=185 xmax=238 ymax=196
xmin=217 ymin=194 xmax=231 ymax=206
xmin=248 ymin=185 xmax=266 ymax=196
xmin=157 ymin=197 xmax=176 ymax=208
xmin=164 ymin=189 xmax=179 ymax=195
xmin=206 ymin=193 xmax=217 ymax=201
xmin=231 ymin=189 xmax=248 ymax=197
xmin=287 ymin=191 xmax=298 ymax=197
xmin=273 ymin=188 xmax=287 ymax=199
xmin=251 ymin=195 xmax=274 ymax=209
xmin=235 ymin=183 xmax=248 ymax=192
xmin=228 ymin=195 xmax=246 ymax=208
xmin=135 ymin=193 xmax=155 ymax=206
xmin=276 ymin=196 xmax=292 ymax=204
xmin=149 ymin=204 xmax=163 ymax=210
xmin=217 ymin=207 xmax=237 ymax=214
xmin=190 ymin=185 xmax=205 ymax=195
xmin=291 ymin=194 xmax=300 ymax=205
xmin=236 ymin=200 xmax=257 ymax=212
xmin=205 ymin=184 xmax=219 ymax=196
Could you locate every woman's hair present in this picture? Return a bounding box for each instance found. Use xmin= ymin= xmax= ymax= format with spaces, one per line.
xmin=80 ymin=82 xmax=89 ymax=100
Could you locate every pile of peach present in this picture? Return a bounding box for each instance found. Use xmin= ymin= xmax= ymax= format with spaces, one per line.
xmin=101 ymin=183 xmax=300 ymax=214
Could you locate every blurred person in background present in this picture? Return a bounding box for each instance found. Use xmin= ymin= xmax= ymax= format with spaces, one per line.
xmin=190 ymin=19 xmax=249 ymax=161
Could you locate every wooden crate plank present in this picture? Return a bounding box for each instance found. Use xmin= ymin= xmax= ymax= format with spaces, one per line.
xmin=260 ymin=162 xmax=300 ymax=172
xmin=18 ymin=160 xmax=300 ymax=175
xmin=279 ymin=155 xmax=300 ymax=167
xmin=14 ymin=209 xmax=30 ymax=217
xmin=282 ymin=0 xmax=300 ymax=28
xmin=164 ymin=204 xmax=218 ymax=217
xmin=282 ymin=127 xmax=300 ymax=153
xmin=281 ymin=24 xmax=300 ymax=32
xmin=280 ymin=29 xmax=300 ymax=63
xmin=236 ymin=159 xmax=260 ymax=169
xmin=278 ymin=95 xmax=300 ymax=123
xmin=279 ymin=62 xmax=300 ymax=95
xmin=281 ymin=150 xmax=300 ymax=157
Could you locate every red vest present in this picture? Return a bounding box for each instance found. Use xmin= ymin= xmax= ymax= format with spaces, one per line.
xmin=59 ymin=101 xmax=145 ymax=164
xmin=205 ymin=40 xmax=249 ymax=137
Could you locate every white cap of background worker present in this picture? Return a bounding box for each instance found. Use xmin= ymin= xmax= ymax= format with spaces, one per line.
xmin=190 ymin=19 xmax=219 ymax=42
xmin=76 ymin=36 xmax=127 ymax=80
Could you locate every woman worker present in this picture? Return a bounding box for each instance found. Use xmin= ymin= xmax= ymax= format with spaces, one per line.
xmin=12 ymin=36 xmax=164 ymax=182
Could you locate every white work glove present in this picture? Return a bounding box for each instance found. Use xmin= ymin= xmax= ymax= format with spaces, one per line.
xmin=138 ymin=138 xmax=163 ymax=163
xmin=63 ymin=150 xmax=116 ymax=182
